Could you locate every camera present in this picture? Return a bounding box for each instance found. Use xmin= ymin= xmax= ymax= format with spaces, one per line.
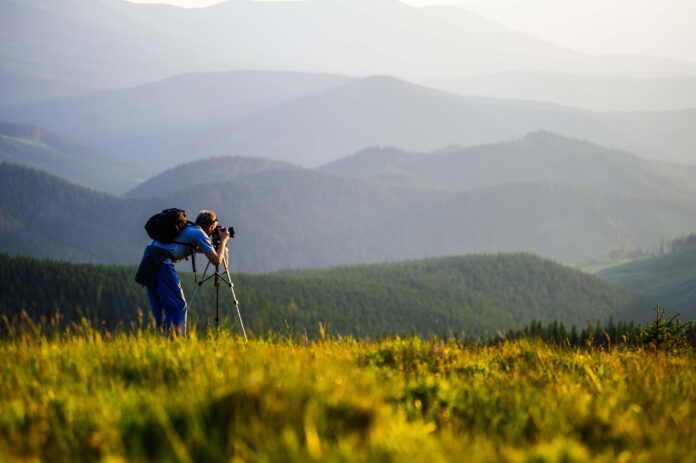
xmin=212 ymin=225 xmax=234 ymax=247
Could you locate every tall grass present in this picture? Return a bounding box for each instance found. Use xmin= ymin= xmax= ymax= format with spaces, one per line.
xmin=1 ymin=326 xmax=694 ymax=462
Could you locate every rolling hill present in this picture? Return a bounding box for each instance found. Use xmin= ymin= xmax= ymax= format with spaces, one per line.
xmin=597 ymin=238 xmax=696 ymax=322
xmin=0 ymin=252 xmax=646 ymax=337
xmin=5 ymin=142 xmax=696 ymax=271
xmin=321 ymin=131 xmax=696 ymax=200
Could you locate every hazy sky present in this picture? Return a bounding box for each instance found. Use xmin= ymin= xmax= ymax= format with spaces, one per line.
xmin=124 ymin=0 xmax=460 ymax=7
xmin=124 ymin=0 xmax=696 ymax=62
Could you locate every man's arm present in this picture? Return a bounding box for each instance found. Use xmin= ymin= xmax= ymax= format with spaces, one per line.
xmin=204 ymin=227 xmax=230 ymax=266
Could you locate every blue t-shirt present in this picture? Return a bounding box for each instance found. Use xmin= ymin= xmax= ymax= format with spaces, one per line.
xmin=151 ymin=224 xmax=215 ymax=263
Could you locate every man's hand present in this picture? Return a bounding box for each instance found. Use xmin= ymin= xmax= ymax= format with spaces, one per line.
xmin=205 ymin=226 xmax=230 ymax=266
xmin=217 ymin=226 xmax=230 ymax=244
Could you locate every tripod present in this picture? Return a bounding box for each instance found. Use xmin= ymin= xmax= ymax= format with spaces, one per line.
xmin=187 ymin=246 xmax=248 ymax=341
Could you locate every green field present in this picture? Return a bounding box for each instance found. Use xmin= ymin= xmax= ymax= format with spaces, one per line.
xmin=1 ymin=329 xmax=694 ymax=462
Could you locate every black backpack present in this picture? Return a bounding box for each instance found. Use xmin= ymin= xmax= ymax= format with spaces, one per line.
xmin=144 ymin=208 xmax=188 ymax=243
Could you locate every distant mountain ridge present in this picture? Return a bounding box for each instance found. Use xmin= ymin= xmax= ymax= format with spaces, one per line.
xmin=5 ymin=74 xmax=692 ymax=172
xmin=0 ymin=70 xmax=354 ymax=152
xmin=0 ymin=69 xmax=93 ymax=109
xmin=322 ymin=131 xmax=696 ymax=200
xmin=3 ymin=0 xmax=692 ymax=92
xmin=419 ymin=72 xmax=696 ymax=112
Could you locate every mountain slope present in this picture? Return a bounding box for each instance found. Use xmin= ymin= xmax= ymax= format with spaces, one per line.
xmin=322 ymin=131 xmax=696 ymax=200
xmin=597 ymin=241 xmax=696 ymax=322
xmin=0 ymin=252 xmax=645 ymax=337
xmin=0 ymin=70 xmax=354 ymax=150
xmin=0 ymin=163 xmax=151 ymax=263
xmin=0 ymin=122 xmax=140 ymax=193
xmin=5 ymin=161 xmax=696 ymax=270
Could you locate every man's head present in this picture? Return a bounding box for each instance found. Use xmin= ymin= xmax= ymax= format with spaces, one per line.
xmin=195 ymin=210 xmax=217 ymax=235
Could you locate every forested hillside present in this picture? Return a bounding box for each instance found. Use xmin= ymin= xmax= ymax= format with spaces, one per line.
xmin=0 ymin=253 xmax=644 ymax=337
xmin=4 ymin=159 xmax=696 ymax=270
xmin=0 ymin=163 xmax=159 ymax=263
xmin=597 ymin=235 xmax=696 ymax=321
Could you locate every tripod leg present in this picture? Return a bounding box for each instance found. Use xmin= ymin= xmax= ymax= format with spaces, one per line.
xmin=215 ymin=263 xmax=220 ymax=329
xmin=188 ymin=260 xmax=211 ymax=313
xmin=223 ymin=247 xmax=248 ymax=341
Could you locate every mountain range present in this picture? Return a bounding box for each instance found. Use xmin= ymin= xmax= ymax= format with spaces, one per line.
xmin=3 ymin=0 xmax=694 ymax=175
xmin=4 ymin=74 xmax=696 ymax=177
xmin=322 ymin=131 xmax=696 ymax=200
xmin=0 ymin=71 xmax=354 ymax=152
xmin=4 ymin=131 xmax=696 ymax=271
xmin=3 ymin=0 xmax=693 ymax=93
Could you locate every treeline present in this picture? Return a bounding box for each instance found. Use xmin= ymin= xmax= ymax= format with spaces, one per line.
xmin=662 ymin=231 xmax=696 ymax=254
xmin=0 ymin=252 xmax=646 ymax=338
xmin=497 ymin=307 xmax=696 ymax=349
xmin=580 ymin=230 xmax=696 ymax=269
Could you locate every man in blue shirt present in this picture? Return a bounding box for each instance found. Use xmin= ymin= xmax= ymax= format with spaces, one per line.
xmin=137 ymin=210 xmax=230 ymax=336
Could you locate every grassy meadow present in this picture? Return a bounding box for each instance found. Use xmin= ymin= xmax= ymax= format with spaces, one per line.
xmin=1 ymin=326 xmax=694 ymax=462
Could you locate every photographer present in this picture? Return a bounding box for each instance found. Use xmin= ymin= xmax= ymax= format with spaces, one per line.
xmin=136 ymin=210 xmax=230 ymax=336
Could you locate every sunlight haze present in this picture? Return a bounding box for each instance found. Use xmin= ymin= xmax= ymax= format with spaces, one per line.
xmin=124 ymin=0 xmax=696 ymax=61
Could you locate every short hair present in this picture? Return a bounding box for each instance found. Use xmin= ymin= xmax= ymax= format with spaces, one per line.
xmin=195 ymin=210 xmax=217 ymax=229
